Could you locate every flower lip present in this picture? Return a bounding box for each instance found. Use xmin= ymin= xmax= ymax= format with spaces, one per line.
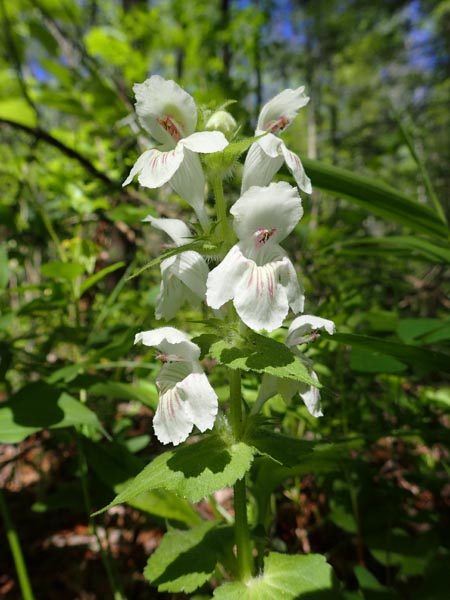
xmin=265 ymin=115 xmax=290 ymax=134
xmin=255 ymin=227 xmax=277 ymax=248
xmin=157 ymin=115 xmax=183 ymax=141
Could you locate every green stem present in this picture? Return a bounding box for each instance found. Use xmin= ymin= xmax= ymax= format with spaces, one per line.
xmin=211 ymin=174 xmax=234 ymax=245
xmin=229 ymin=368 xmax=253 ymax=580
xmin=0 ymin=488 xmax=35 ymax=600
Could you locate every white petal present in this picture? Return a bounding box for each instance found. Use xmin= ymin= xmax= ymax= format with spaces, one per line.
xmin=143 ymin=216 xmax=192 ymax=246
xmin=286 ymin=315 xmax=336 ymax=347
xmin=206 ymin=245 xmax=250 ymax=309
xmin=231 ymin=181 xmax=302 ymax=245
xmin=279 ymin=257 xmax=305 ymax=315
xmin=134 ymin=75 xmax=197 ymax=145
xmin=123 ymin=146 xmax=184 ymax=189
xmin=281 ymin=144 xmax=312 ymax=194
xmin=298 ymin=371 xmax=322 ymax=417
xmin=153 ymin=385 xmax=194 ymax=445
xmin=234 ymin=259 xmax=289 ymax=332
xmin=241 ymin=142 xmax=284 ymax=193
xmin=179 ymin=372 xmax=218 ymax=432
xmin=155 ymin=259 xmax=186 ymax=321
xmin=172 ymin=251 xmax=208 ymax=296
xmin=170 ymin=149 xmax=209 ymax=229
xmin=135 ymin=327 xmax=200 ymax=361
xmin=256 ymin=87 xmax=309 ymax=134
xmin=156 ymin=360 xmax=195 ymax=392
xmin=156 ymin=251 xmax=208 ymax=320
xmin=181 ymin=131 xmax=228 ymax=153
xmin=123 ymin=149 xmax=153 ymax=187
xmin=257 ymin=132 xmax=284 ymax=158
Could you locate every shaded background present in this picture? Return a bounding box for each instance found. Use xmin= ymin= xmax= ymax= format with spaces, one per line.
xmin=0 ymin=0 xmax=449 ymax=598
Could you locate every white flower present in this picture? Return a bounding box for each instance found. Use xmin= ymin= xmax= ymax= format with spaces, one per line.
xmin=242 ymin=87 xmax=312 ymax=194
xmin=135 ymin=327 xmax=218 ymax=445
xmin=254 ymin=315 xmax=336 ymax=417
xmin=123 ymin=76 xmax=229 ymax=228
xmin=144 ymin=216 xmax=209 ymax=321
xmin=206 ymin=182 xmax=304 ymax=332
xmin=286 ymin=315 xmax=336 ymax=347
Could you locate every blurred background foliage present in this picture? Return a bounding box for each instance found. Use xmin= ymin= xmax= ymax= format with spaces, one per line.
xmin=0 ymin=0 xmax=449 ymax=598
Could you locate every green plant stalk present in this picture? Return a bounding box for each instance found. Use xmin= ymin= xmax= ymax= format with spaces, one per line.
xmin=0 ymin=488 xmax=35 ymax=600
xmin=211 ymin=174 xmax=234 ymax=246
xmin=229 ymin=368 xmax=253 ymax=581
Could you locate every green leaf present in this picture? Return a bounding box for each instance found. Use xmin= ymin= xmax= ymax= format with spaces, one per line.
xmin=41 ymin=261 xmax=85 ymax=281
xmin=79 ymin=261 xmax=125 ymax=296
xmin=366 ymin=529 xmax=437 ymax=576
xmin=326 ymin=332 xmax=450 ymax=374
xmin=213 ymin=553 xmax=335 ymax=599
xmin=245 ymin=424 xmax=315 ymax=467
xmin=354 ymin=567 xmax=398 ymax=599
xmin=89 ymin=380 xmax=158 ymax=409
xmin=207 ymin=331 xmax=319 ymax=387
xmin=0 ymin=383 xmax=102 ymax=443
xmin=302 ymin=158 xmax=449 ymax=239
xmin=0 ymin=99 xmax=37 ymax=127
xmin=397 ymin=318 xmax=450 ymax=345
xmin=350 ymin=348 xmax=407 ymax=374
xmin=95 ymin=433 xmax=255 ymax=512
xmin=144 ymin=521 xmax=233 ymax=593
xmin=331 ymin=236 xmax=450 ymax=264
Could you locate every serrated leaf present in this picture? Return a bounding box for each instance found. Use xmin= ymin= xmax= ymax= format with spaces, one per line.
xmin=82 ymin=438 xmax=199 ymax=524
xmin=221 ymin=134 xmax=264 ymax=163
xmin=209 ymin=331 xmax=319 ymax=387
xmin=145 ymin=521 xmax=233 ymax=593
xmin=95 ymin=433 xmax=255 ymax=512
xmin=213 ymin=553 xmax=335 ymax=599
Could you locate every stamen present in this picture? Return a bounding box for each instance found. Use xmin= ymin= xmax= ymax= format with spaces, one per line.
xmin=255 ymin=228 xmax=277 ymax=247
xmin=265 ymin=115 xmax=289 ymax=133
xmin=157 ymin=115 xmax=182 ymax=141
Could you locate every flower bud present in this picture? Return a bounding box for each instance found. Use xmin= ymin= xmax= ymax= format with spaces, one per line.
xmin=205 ymin=110 xmax=237 ymax=139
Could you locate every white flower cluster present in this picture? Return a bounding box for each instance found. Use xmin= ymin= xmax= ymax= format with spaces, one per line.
xmin=125 ymin=76 xmax=335 ymax=445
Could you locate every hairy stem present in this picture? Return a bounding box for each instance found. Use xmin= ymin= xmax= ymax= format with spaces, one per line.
xmin=211 ymin=174 xmax=234 ymax=245
xmin=0 ymin=488 xmax=35 ymax=600
xmin=229 ymin=368 xmax=253 ymax=580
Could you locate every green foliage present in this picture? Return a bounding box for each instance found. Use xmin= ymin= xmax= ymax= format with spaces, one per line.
xmin=0 ymin=382 xmax=102 ymax=443
xmin=144 ymin=521 xmax=233 ymax=593
xmin=213 ymin=553 xmax=335 ymax=599
xmin=96 ymin=433 xmax=255 ymax=511
xmin=302 ymin=158 xmax=448 ymax=239
xmin=196 ymin=330 xmax=318 ymax=387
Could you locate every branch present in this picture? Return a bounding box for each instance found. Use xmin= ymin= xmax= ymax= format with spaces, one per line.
xmin=0 ymin=117 xmax=119 ymax=188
